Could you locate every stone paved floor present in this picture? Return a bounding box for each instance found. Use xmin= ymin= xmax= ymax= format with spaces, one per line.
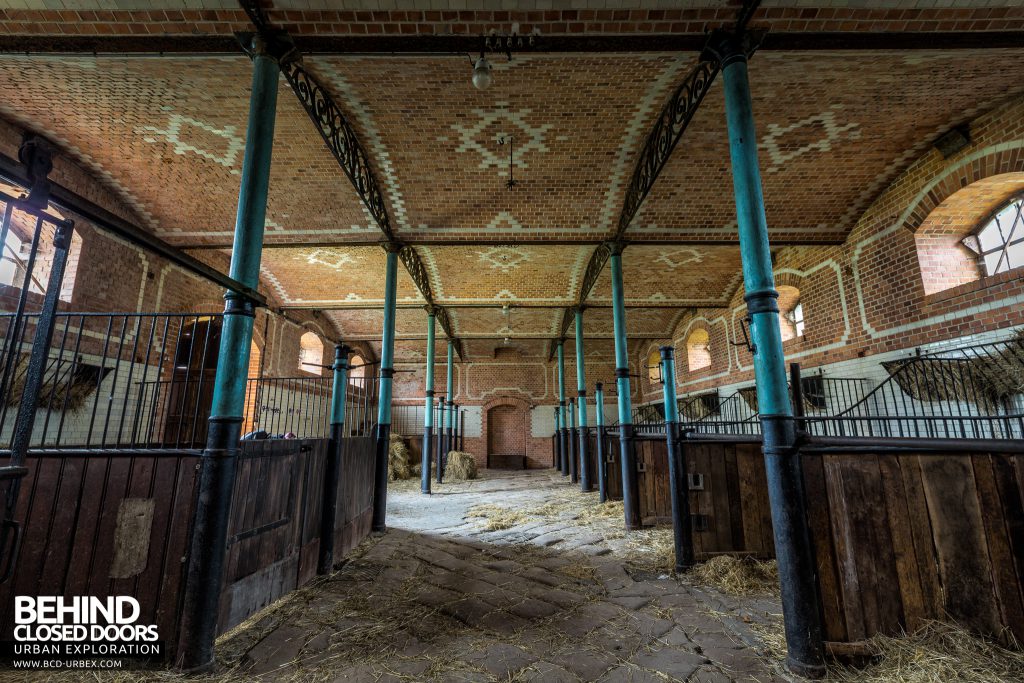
xmin=219 ymin=469 xmax=791 ymax=682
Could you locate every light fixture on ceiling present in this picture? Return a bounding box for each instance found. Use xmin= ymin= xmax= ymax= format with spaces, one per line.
xmin=471 ymin=25 xmax=540 ymax=91
xmin=472 ymin=54 xmax=492 ymax=90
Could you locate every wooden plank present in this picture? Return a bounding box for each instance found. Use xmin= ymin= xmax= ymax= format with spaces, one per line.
xmin=709 ymin=445 xmax=730 ymax=553
xmin=877 ymin=454 xmax=926 ymax=633
xmin=823 ymin=455 xmax=867 ymax=641
xmin=724 ymin=446 xmax=744 ymax=553
xmin=842 ymin=456 xmax=902 ymax=636
xmin=736 ymin=445 xmax=765 ymax=556
xmin=897 ymin=455 xmax=944 ymax=622
xmin=919 ymin=456 xmax=1001 ymax=636
xmin=972 ymin=454 xmax=1024 ymax=642
xmin=88 ymin=457 xmax=133 ymax=598
xmin=36 ymin=456 xmax=85 ymax=594
xmin=991 ymin=454 xmax=1024 ymax=643
xmin=800 ymin=454 xmax=847 ymax=643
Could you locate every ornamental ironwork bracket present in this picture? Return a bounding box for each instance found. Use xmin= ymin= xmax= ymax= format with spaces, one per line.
xmin=238 ymin=1 xmax=465 ymax=356
xmin=237 ymin=1 xmax=395 ymax=243
xmin=279 ymin=59 xmax=396 ymax=241
xmin=615 ymin=58 xmax=721 ymax=238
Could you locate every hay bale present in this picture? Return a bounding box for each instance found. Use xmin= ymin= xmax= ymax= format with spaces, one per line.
xmin=689 ymin=555 xmax=779 ymax=596
xmin=388 ymin=435 xmax=411 ymax=481
xmin=444 ymin=451 xmax=477 ymax=481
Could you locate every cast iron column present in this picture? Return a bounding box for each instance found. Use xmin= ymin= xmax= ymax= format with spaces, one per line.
xmin=319 ymin=344 xmax=350 ymax=574
xmin=568 ymin=397 xmax=578 ymax=484
xmin=437 ymin=341 xmax=450 ymax=483
xmin=421 ymin=308 xmax=436 ymax=494
xmin=556 ymin=340 xmax=569 ymax=477
xmin=574 ymin=308 xmax=593 ymax=491
xmin=660 ymin=346 xmax=694 ymax=572
xmin=610 ymin=242 xmax=640 ymax=529
xmin=445 ymin=341 xmax=455 ymax=463
xmin=594 ymin=382 xmax=607 ymax=502
xmin=177 ymin=41 xmax=279 ymax=671
xmin=709 ymin=30 xmax=825 ymax=679
xmin=452 ymin=403 xmax=460 ymax=453
xmin=552 ymin=406 xmax=561 ymax=469
xmin=371 ymin=243 xmax=400 ymax=533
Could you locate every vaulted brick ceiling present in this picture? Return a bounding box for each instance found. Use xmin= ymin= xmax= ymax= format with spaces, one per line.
xmin=0 ymin=2 xmax=1022 ymax=359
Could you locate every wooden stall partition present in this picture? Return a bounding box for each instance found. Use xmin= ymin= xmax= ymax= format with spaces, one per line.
xmin=633 ymin=437 xmax=775 ymax=559
xmin=334 ymin=436 xmax=375 ymax=559
xmin=636 ymin=438 xmax=671 ymax=526
xmin=801 ymin=450 xmax=1024 ymax=646
xmin=217 ymin=439 xmax=325 ymax=633
xmin=0 ymin=450 xmax=202 ymax=658
xmin=597 ymin=431 xmax=623 ymax=502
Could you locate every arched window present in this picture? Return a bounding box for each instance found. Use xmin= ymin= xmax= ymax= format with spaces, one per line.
xmin=349 ymin=353 xmax=366 ymax=384
xmin=647 ymin=349 xmax=662 ymax=384
xmin=686 ymin=328 xmax=711 ymax=372
xmin=298 ymin=331 xmax=323 ymax=375
xmin=963 ymin=196 xmax=1024 ymax=277
xmin=777 ymin=286 xmax=804 ymax=342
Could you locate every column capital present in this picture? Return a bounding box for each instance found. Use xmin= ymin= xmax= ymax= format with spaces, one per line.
xmin=607 ymin=240 xmax=627 ymax=257
xmin=700 ymin=28 xmax=762 ymax=67
xmin=595 ymin=382 xmax=603 ymax=391
xmin=238 ymin=28 xmax=296 ymax=64
xmin=658 ymin=345 xmax=675 ymax=360
xmin=423 ymin=304 xmax=439 ymax=316
xmin=382 ymin=240 xmax=404 ymax=254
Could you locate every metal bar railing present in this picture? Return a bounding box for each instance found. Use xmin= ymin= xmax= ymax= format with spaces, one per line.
xmin=798 ymin=337 xmax=1024 ymax=440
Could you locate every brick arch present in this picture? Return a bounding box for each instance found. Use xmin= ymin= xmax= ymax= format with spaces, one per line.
xmin=481 ymin=395 xmax=533 ymax=469
xmin=901 ymin=147 xmax=1024 ymax=236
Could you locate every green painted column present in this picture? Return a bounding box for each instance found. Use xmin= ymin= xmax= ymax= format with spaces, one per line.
xmin=319 ymin=344 xmax=351 ymax=574
xmin=574 ymin=307 xmax=592 ymax=492
xmin=371 ymin=244 xmax=400 ymax=532
xmin=445 ymin=341 xmax=455 ymax=460
xmin=421 ymin=308 xmax=436 ymax=494
xmin=437 ymin=341 xmax=450 ymax=483
xmin=594 ymin=382 xmax=607 ymax=502
xmin=659 ymin=346 xmax=694 ymax=572
xmin=556 ymin=340 xmax=569 ymax=477
xmin=177 ymin=41 xmax=279 ymax=672
xmin=710 ymin=30 xmax=825 ymax=678
xmin=609 ymin=242 xmax=640 ymax=529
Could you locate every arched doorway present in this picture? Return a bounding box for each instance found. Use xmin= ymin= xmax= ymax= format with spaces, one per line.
xmin=484 ymin=396 xmax=530 ymax=470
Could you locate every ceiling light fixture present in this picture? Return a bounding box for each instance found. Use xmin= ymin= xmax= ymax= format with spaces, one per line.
xmin=470 ymin=25 xmax=540 ymax=91
xmin=472 ymin=54 xmax=492 ymax=90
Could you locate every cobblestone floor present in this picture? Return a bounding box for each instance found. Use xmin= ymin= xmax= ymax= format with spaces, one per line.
xmin=219 ymin=469 xmax=791 ymax=682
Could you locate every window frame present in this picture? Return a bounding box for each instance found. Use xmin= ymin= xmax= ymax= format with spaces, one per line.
xmin=963 ymin=195 xmax=1024 ymax=277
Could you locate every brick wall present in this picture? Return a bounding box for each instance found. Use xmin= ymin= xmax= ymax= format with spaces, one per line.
xmin=654 ymin=94 xmax=1024 ymax=403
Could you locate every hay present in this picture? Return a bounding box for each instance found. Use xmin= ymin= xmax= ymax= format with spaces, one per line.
xmin=466 ymin=504 xmax=528 ymax=531
xmin=387 ymin=434 xmax=411 ymax=481
xmin=443 ymin=451 xmax=477 ymax=481
xmin=623 ymin=527 xmax=676 ymax=574
xmin=830 ymin=621 xmax=1024 ymax=683
xmin=738 ymin=386 xmax=759 ymax=412
xmin=679 ymin=392 xmax=718 ymax=421
xmin=688 ymin=555 xmax=780 ymax=596
xmin=882 ymin=335 xmax=1024 ymax=411
xmin=2 ymin=352 xmax=102 ymax=410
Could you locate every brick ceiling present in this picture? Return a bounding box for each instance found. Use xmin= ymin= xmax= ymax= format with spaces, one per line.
xmin=1 ymin=3 xmax=1022 ymax=359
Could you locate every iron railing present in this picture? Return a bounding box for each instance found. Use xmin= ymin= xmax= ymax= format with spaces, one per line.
xmin=799 ymin=338 xmax=1024 ymax=440
xmin=0 ymin=311 xmax=225 ymax=450
xmin=241 ymin=374 xmax=378 ymax=440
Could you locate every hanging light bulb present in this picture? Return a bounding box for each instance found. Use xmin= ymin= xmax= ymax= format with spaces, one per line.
xmin=472 ymin=56 xmax=492 ymax=90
